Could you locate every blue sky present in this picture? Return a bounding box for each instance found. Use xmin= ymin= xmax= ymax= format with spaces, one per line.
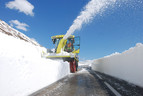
xmin=0 ymin=0 xmax=143 ymax=60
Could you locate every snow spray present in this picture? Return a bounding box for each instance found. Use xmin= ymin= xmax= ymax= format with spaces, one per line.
xmin=63 ymin=0 xmax=117 ymax=40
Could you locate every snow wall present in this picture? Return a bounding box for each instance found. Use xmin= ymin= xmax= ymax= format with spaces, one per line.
xmin=0 ymin=32 xmax=70 ymax=96
xmin=91 ymin=43 xmax=143 ymax=87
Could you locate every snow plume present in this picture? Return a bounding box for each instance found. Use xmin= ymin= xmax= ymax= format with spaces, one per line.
xmin=63 ymin=0 xmax=116 ymax=39
xmin=6 ymin=0 xmax=34 ymax=16
xmin=9 ymin=20 xmax=29 ymax=31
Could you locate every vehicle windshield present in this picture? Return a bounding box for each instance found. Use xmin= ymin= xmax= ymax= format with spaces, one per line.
xmin=55 ymin=38 xmax=61 ymax=51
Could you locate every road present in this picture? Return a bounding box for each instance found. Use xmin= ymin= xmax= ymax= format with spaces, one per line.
xmin=30 ymin=69 xmax=111 ymax=96
xmin=30 ymin=67 xmax=143 ymax=96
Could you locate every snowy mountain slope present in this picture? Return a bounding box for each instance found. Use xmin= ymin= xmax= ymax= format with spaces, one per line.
xmin=91 ymin=43 xmax=143 ymax=87
xmin=79 ymin=60 xmax=94 ymax=66
xmin=0 ymin=20 xmax=70 ymax=96
xmin=0 ymin=19 xmax=40 ymax=46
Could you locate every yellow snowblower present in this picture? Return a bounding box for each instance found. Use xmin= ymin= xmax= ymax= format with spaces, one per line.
xmin=43 ymin=35 xmax=80 ymax=73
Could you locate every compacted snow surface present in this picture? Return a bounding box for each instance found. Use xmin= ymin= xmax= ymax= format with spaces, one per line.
xmin=0 ymin=32 xmax=70 ymax=96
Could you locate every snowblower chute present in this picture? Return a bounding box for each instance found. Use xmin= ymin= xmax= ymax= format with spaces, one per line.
xmin=43 ymin=35 xmax=80 ymax=73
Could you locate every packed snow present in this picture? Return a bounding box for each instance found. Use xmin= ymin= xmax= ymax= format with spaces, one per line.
xmin=43 ymin=49 xmax=75 ymax=57
xmin=0 ymin=32 xmax=70 ymax=96
xmin=91 ymin=43 xmax=143 ymax=87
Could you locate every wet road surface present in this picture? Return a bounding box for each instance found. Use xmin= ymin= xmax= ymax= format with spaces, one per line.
xmin=30 ymin=69 xmax=109 ymax=96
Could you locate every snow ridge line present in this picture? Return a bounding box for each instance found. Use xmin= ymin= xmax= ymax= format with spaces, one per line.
xmin=0 ymin=20 xmax=40 ymax=46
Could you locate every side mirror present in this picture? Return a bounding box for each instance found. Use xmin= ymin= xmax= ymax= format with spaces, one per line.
xmin=52 ymin=39 xmax=56 ymax=44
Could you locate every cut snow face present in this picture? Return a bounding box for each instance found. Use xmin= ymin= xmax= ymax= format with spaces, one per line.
xmin=0 ymin=27 xmax=70 ymax=95
xmin=91 ymin=43 xmax=143 ymax=88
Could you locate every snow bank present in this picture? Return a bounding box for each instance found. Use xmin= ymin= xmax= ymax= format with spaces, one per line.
xmin=0 ymin=32 xmax=70 ymax=96
xmin=91 ymin=43 xmax=143 ymax=87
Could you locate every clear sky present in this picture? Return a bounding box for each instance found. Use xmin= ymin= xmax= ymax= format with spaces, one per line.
xmin=0 ymin=0 xmax=143 ymax=60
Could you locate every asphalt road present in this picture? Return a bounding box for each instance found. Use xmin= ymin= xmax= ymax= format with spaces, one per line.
xmin=30 ymin=69 xmax=110 ymax=96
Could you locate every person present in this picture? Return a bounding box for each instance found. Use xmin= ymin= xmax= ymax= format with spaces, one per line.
xmin=64 ymin=41 xmax=73 ymax=52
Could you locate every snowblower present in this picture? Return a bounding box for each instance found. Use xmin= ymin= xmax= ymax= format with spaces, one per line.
xmin=42 ymin=35 xmax=80 ymax=73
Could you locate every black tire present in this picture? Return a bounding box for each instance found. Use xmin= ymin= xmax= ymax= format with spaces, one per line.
xmin=75 ymin=60 xmax=78 ymax=71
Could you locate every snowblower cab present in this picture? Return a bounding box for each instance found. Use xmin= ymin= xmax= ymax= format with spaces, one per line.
xmin=51 ymin=35 xmax=80 ymax=54
xmin=46 ymin=35 xmax=80 ymax=73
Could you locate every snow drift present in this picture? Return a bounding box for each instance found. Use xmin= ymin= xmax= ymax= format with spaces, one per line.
xmin=91 ymin=43 xmax=143 ymax=87
xmin=0 ymin=20 xmax=70 ymax=96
